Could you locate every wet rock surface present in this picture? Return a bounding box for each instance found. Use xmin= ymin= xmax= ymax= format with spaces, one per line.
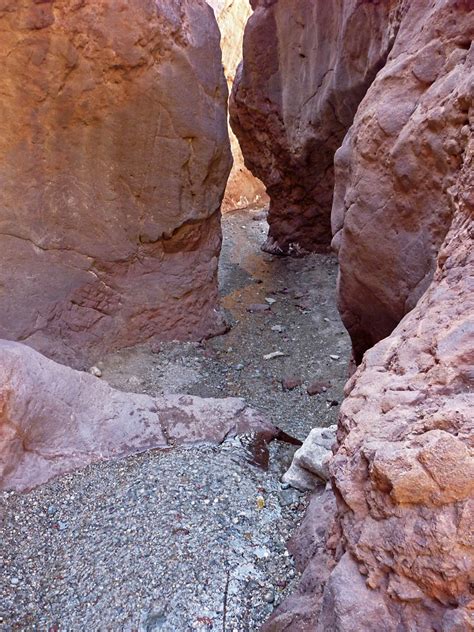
xmin=0 ymin=0 xmax=231 ymax=368
xmin=0 ymin=211 xmax=351 ymax=629
xmin=230 ymin=0 xmax=400 ymax=253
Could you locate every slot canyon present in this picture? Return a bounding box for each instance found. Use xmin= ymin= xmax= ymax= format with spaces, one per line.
xmin=0 ymin=1 xmax=473 ymax=631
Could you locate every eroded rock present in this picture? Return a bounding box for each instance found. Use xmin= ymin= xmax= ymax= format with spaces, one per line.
xmin=0 ymin=340 xmax=278 ymax=492
xmin=272 ymin=135 xmax=474 ymax=629
xmin=207 ymin=0 xmax=268 ymax=211
xmin=282 ymin=425 xmax=336 ymax=491
xmin=0 ymin=0 xmax=232 ymax=368
xmin=230 ymin=0 xmax=401 ymax=253
xmin=332 ymin=0 xmax=474 ymax=360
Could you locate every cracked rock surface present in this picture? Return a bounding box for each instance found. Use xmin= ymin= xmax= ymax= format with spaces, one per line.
xmin=0 ymin=0 xmax=231 ymax=368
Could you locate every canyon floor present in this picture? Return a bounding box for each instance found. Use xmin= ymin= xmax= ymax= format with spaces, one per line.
xmin=0 ymin=209 xmax=351 ymax=631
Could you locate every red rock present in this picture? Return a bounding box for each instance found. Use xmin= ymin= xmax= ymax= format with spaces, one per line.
xmin=272 ymin=135 xmax=474 ymax=630
xmin=306 ymin=381 xmax=330 ymax=397
xmin=247 ymin=303 xmax=271 ymax=313
xmin=230 ymin=0 xmax=399 ymax=254
xmin=0 ymin=0 xmax=232 ymax=369
xmin=332 ymin=1 xmax=474 ymax=361
xmin=207 ymin=0 xmax=268 ymax=211
xmin=0 ymin=340 xmax=280 ymax=492
xmin=281 ymin=376 xmax=302 ymax=391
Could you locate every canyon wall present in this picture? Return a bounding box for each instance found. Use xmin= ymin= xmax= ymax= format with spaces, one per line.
xmin=208 ymin=0 xmax=268 ymax=211
xmin=266 ymin=132 xmax=474 ymax=632
xmin=262 ymin=1 xmax=474 ymax=630
xmin=0 ymin=0 xmax=232 ymax=369
xmin=230 ymin=0 xmax=402 ymax=254
xmin=333 ymin=0 xmax=474 ymax=360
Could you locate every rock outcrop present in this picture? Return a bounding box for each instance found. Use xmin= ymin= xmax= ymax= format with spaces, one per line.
xmin=266 ymin=128 xmax=474 ymax=632
xmin=0 ymin=0 xmax=232 ymax=368
xmin=0 ymin=340 xmax=280 ymax=492
xmin=230 ymin=0 xmax=401 ymax=254
xmin=332 ymin=0 xmax=474 ymax=360
xmin=208 ymin=0 xmax=268 ymax=211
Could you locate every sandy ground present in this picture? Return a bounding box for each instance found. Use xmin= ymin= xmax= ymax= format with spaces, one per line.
xmin=0 ymin=210 xmax=351 ymax=631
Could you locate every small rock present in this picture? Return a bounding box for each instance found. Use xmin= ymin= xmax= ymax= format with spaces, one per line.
xmin=256 ymin=495 xmax=265 ymax=510
xmin=271 ymin=325 xmax=285 ymax=333
xmin=306 ymin=380 xmax=331 ymax=396
xmin=247 ymin=303 xmax=271 ymax=313
xmin=265 ymin=297 xmax=276 ymax=305
xmin=281 ymin=376 xmax=302 ymax=391
xmin=234 ymin=363 xmax=244 ymax=371
xmin=89 ymin=366 xmax=102 ymax=378
xmin=263 ymin=351 xmax=286 ymax=360
xmin=329 ymin=354 xmax=340 ymax=360
xmin=10 ymin=577 xmax=19 ymax=586
xmin=263 ymin=590 xmax=275 ymax=603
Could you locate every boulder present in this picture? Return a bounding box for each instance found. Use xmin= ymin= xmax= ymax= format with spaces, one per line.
xmin=0 ymin=0 xmax=232 ymax=368
xmin=282 ymin=425 xmax=336 ymax=491
xmin=230 ymin=0 xmax=400 ymax=253
xmin=0 ymin=340 xmax=278 ymax=492
xmin=332 ymin=0 xmax=474 ymax=360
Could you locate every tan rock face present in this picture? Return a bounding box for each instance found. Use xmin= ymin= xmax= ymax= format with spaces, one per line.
xmin=332 ymin=0 xmax=474 ymax=360
xmin=0 ymin=340 xmax=279 ymax=492
xmin=0 ymin=0 xmax=232 ymax=368
xmin=208 ymin=0 xmax=267 ymax=211
xmin=230 ymin=0 xmax=400 ymax=254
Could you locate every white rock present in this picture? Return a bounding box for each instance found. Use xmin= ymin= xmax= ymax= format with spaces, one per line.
xmin=282 ymin=425 xmax=337 ymax=491
xmin=89 ymin=366 xmax=102 ymax=378
xmin=263 ymin=351 xmax=286 ymax=360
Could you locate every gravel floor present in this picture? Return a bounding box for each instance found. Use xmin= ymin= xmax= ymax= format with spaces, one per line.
xmin=0 ymin=210 xmax=351 ymax=631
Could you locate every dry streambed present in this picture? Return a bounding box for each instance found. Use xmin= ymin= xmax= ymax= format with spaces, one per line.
xmin=0 ymin=211 xmax=351 ymax=630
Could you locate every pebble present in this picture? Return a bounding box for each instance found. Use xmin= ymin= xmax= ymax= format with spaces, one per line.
xmin=306 ymin=380 xmax=330 ymax=396
xmin=263 ymin=351 xmax=286 ymax=360
xmin=270 ymin=325 xmax=285 ymax=333
xmin=281 ymin=376 xmax=302 ymax=391
xmin=89 ymin=366 xmax=102 ymax=378
xmin=329 ymin=354 xmax=340 ymax=360
xmin=263 ymin=590 xmax=275 ymax=603
xmin=265 ymin=298 xmax=276 ymax=305
xmin=247 ymin=303 xmax=271 ymax=313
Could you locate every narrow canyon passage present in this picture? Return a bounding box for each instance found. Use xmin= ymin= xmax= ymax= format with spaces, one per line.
xmin=0 ymin=211 xmax=351 ymax=631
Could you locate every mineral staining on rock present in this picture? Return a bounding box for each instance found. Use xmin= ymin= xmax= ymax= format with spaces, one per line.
xmin=230 ymin=0 xmax=400 ymax=254
xmin=0 ymin=0 xmax=232 ymax=368
xmin=0 ymin=340 xmax=280 ymax=492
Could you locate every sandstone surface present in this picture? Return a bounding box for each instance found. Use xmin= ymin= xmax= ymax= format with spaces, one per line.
xmin=230 ymin=0 xmax=400 ymax=253
xmin=208 ymin=0 xmax=268 ymax=211
xmin=0 ymin=340 xmax=279 ymax=492
xmin=0 ymin=0 xmax=232 ymax=368
xmin=332 ymin=0 xmax=474 ymax=360
xmin=267 ymin=134 xmax=474 ymax=630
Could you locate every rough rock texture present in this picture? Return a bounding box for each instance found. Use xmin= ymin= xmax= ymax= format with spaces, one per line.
xmin=0 ymin=0 xmax=232 ymax=368
xmin=0 ymin=340 xmax=281 ymax=492
xmin=332 ymin=0 xmax=474 ymax=360
xmin=263 ymin=487 xmax=337 ymax=631
xmin=208 ymin=0 xmax=268 ymax=211
xmin=268 ymin=136 xmax=474 ymax=629
xmin=230 ymin=0 xmax=401 ymax=254
xmin=282 ymin=425 xmax=336 ymax=491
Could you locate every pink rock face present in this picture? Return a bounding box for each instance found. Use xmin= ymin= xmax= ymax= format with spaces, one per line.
xmin=230 ymin=0 xmax=400 ymax=254
xmin=332 ymin=0 xmax=474 ymax=361
xmin=0 ymin=340 xmax=279 ymax=492
xmin=271 ymin=139 xmax=473 ymax=629
xmin=0 ymin=0 xmax=232 ymax=368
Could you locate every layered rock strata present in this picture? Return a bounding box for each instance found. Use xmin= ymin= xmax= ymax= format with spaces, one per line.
xmin=0 ymin=340 xmax=280 ymax=492
xmin=0 ymin=0 xmax=232 ymax=368
xmin=333 ymin=0 xmax=474 ymax=360
xmin=230 ymin=0 xmax=401 ymax=253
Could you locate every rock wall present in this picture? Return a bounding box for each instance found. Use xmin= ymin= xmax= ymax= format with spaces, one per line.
xmin=265 ymin=134 xmax=474 ymax=632
xmin=208 ymin=0 xmax=268 ymax=211
xmin=230 ymin=0 xmax=401 ymax=254
xmin=0 ymin=0 xmax=232 ymax=368
xmin=333 ymin=0 xmax=474 ymax=361
xmin=0 ymin=340 xmax=279 ymax=492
